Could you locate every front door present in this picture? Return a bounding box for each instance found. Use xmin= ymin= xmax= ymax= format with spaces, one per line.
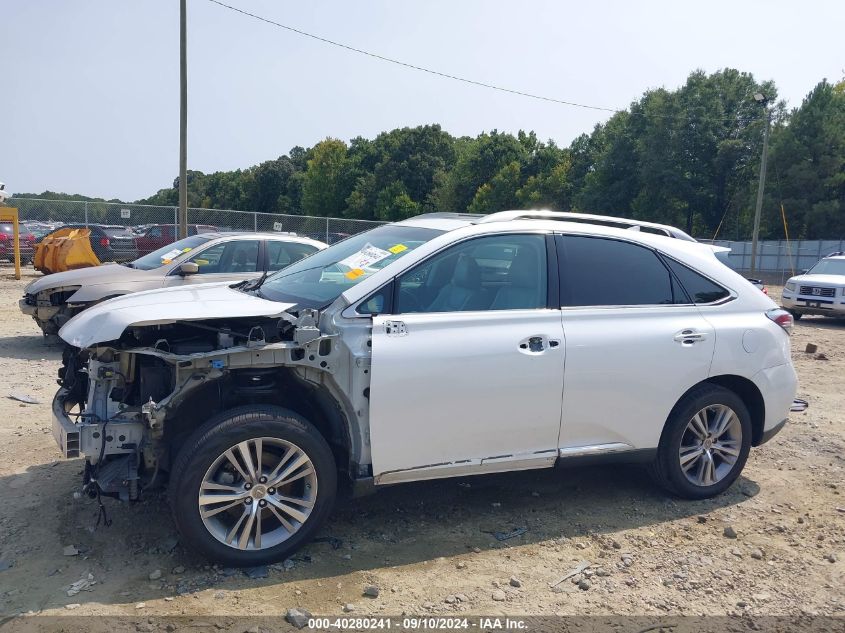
xmin=369 ymin=233 xmax=564 ymax=483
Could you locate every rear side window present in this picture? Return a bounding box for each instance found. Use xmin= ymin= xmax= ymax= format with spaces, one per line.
xmin=664 ymin=257 xmax=730 ymax=304
xmin=558 ymin=235 xmax=685 ymax=306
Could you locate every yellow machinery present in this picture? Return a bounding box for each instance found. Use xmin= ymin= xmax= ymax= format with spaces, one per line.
xmin=0 ymin=207 xmax=21 ymax=280
xmin=34 ymin=227 xmax=101 ymax=274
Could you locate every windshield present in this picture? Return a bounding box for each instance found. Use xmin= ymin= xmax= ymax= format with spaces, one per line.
xmin=807 ymin=259 xmax=845 ymax=276
xmin=132 ymin=235 xmax=213 ymax=270
xmin=258 ymin=225 xmax=444 ymax=308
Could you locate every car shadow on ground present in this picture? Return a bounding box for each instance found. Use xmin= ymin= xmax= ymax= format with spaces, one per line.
xmin=0 ymin=456 xmax=759 ymax=613
xmin=794 ymin=316 xmax=845 ymax=331
xmin=0 ymin=334 xmax=63 ymax=362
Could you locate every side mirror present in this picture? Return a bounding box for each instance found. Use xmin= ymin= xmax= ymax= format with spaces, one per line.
xmin=800 ymin=269 xmax=808 ymax=275
xmin=178 ymin=261 xmax=199 ymax=276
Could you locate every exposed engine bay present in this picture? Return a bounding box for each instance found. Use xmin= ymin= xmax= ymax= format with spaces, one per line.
xmin=53 ymin=308 xmax=367 ymax=504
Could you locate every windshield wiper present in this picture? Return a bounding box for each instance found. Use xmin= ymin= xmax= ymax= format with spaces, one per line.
xmin=239 ymin=269 xmax=270 ymax=293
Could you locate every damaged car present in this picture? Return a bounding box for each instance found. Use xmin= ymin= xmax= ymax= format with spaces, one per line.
xmin=21 ymin=232 xmax=326 ymax=335
xmin=52 ymin=211 xmax=801 ymax=566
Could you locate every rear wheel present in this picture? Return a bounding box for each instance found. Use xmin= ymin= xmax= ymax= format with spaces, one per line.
xmin=651 ymin=385 xmax=751 ymax=500
xmin=169 ymin=405 xmax=337 ymax=566
xmin=789 ymin=311 xmax=803 ymax=320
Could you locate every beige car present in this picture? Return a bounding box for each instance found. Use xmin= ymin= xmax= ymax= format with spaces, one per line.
xmin=20 ymin=232 xmax=327 ymax=335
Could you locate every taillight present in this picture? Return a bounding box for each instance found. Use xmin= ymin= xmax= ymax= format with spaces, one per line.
xmin=100 ymin=237 xmax=110 ymax=247
xmin=766 ymin=308 xmax=794 ymax=334
xmin=0 ymin=234 xmax=7 ymax=241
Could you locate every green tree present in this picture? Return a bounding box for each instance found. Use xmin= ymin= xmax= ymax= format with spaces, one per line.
xmin=301 ymin=138 xmax=353 ymax=217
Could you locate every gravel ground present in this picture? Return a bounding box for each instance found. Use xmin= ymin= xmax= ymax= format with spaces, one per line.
xmin=0 ymin=268 xmax=842 ymax=628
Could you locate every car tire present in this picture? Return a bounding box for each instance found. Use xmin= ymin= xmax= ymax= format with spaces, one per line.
xmin=650 ymin=384 xmax=751 ymax=500
xmin=169 ymin=405 xmax=337 ymax=567
xmin=790 ymin=311 xmax=803 ymax=320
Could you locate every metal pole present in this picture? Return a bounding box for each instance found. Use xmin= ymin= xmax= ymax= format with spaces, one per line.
xmin=84 ymin=201 xmax=89 ymax=226
xmin=326 ymin=217 xmax=330 ymax=243
xmin=178 ymin=0 xmax=188 ymax=239
xmin=749 ymin=109 xmax=770 ymax=276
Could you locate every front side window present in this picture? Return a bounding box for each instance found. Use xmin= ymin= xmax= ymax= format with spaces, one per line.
xmin=187 ymin=239 xmax=260 ymax=274
xmin=558 ymin=235 xmax=686 ymax=306
xmin=267 ymin=240 xmax=320 ymax=271
xmin=395 ymin=234 xmax=548 ymax=313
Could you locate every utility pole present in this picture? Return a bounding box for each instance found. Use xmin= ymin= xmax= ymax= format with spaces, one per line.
xmin=178 ymin=0 xmax=188 ymax=239
xmin=749 ymin=93 xmax=770 ymax=276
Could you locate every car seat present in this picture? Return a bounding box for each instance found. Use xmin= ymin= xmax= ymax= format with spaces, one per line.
xmin=427 ymin=255 xmax=488 ymax=312
xmin=490 ymin=248 xmax=542 ymax=309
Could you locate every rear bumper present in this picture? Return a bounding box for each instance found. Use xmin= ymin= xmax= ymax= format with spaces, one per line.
xmin=750 ymin=362 xmax=798 ymax=445
xmin=758 ymin=418 xmax=787 ymax=445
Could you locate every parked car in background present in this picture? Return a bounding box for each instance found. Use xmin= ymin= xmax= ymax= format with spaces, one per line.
xmin=22 ymin=221 xmax=60 ymax=243
xmin=781 ymin=252 xmax=845 ymax=319
xmin=51 ymin=211 xmax=799 ymax=565
xmin=135 ymin=224 xmax=218 ymax=255
xmin=0 ymin=222 xmax=37 ymax=263
xmin=747 ymin=278 xmax=768 ymax=295
xmin=45 ymin=224 xmax=139 ymax=263
xmin=21 ymin=231 xmax=326 ymax=334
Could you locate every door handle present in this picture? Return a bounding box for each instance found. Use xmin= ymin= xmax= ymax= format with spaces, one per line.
xmin=674 ymin=329 xmax=708 ymax=345
xmin=518 ymin=335 xmax=560 ymax=354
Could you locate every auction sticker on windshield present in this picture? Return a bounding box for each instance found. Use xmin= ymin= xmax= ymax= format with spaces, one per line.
xmin=338 ymin=244 xmax=392 ymax=271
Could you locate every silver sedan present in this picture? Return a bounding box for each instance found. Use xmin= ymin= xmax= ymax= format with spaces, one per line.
xmin=20 ymin=231 xmax=327 ymax=335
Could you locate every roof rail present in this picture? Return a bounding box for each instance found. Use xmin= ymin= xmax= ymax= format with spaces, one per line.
xmin=477 ymin=210 xmax=696 ymax=242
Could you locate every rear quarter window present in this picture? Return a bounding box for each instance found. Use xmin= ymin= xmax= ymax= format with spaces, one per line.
xmin=663 ymin=257 xmax=731 ymax=304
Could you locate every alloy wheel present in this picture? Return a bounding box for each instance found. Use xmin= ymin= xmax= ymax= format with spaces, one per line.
xmin=198 ymin=437 xmax=318 ymax=551
xmin=678 ymin=404 xmax=742 ymax=487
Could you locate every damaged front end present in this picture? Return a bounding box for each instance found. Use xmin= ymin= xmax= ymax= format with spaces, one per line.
xmin=53 ymin=308 xmax=348 ymax=503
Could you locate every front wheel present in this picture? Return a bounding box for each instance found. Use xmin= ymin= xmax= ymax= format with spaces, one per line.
xmin=169 ymin=405 xmax=337 ymax=566
xmin=651 ymin=385 xmax=751 ymax=500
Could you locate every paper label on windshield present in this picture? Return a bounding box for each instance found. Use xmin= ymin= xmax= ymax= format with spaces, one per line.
xmin=338 ymin=244 xmax=392 ymax=271
xmin=160 ymin=248 xmax=183 ymax=261
xmin=388 ymin=244 xmax=408 ymax=254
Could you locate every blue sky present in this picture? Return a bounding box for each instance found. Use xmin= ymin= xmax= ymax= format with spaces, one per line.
xmin=3 ymin=0 xmax=842 ymax=201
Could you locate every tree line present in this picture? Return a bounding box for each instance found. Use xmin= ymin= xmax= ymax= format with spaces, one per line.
xmin=19 ymin=69 xmax=845 ymax=240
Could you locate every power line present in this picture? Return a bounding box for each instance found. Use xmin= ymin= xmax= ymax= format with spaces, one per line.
xmin=205 ymin=0 xmax=770 ymax=126
xmin=205 ymin=0 xmax=618 ymax=113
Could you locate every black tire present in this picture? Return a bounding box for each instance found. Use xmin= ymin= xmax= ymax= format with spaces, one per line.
xmin=790 ymin=311 xmax=803 ymax=321
xmin=169 ymin=404 xmax=337 ymax=566
xmin=651 ymin=384 xmax=752 ymax=500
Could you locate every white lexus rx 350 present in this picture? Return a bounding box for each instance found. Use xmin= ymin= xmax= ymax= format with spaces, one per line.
xmin=53 ymin=211 xmax=800 ymax=565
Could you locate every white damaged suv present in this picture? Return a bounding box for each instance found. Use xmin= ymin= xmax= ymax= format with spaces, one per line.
xmin=52 ymin=211 xmax=800 ymax=565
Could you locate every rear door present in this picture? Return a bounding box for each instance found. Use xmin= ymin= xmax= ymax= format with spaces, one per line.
xmin=369 ymin=233 xmax=564 ymax=483
xmin=555 ymin=234 xmax=716 ymax=453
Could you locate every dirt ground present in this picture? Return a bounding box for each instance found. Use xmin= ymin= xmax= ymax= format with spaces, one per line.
xmin=0 ymin=267 xmax=842 ymax=628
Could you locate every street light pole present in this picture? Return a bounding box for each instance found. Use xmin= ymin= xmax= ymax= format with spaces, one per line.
xmin=749 ymin=93 xmax=771 ymax=276
xmin=178 ymin=0 xmax=188 ymax=239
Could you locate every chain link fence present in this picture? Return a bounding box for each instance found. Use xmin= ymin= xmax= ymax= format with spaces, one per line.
xmin=11 ymin=198 xmax=385 ymax=244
